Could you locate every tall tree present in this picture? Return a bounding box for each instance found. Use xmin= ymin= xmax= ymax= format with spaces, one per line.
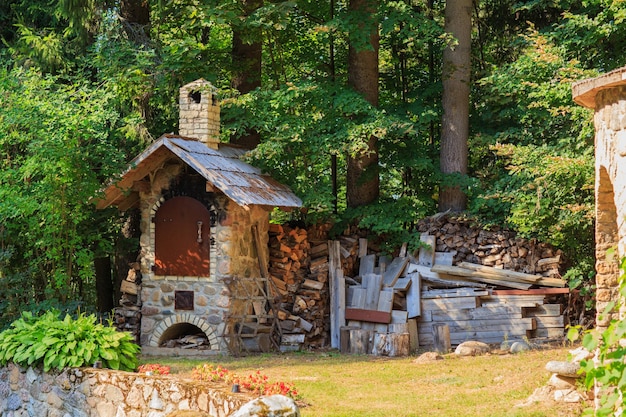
xmin=439 ymin=0 xmax=471 ymax=212
xmin=230 ymin=0 xmax=263 ymax=149
xmin=346 ymin=0 xmax=380 ymax=208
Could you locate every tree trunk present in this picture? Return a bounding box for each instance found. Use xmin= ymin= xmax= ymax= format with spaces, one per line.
xmin=94 ymin=256 xmax=115 ymax=314
xmin=439 ymin=0 xmax=471 ymax=212
xmin=230 ymin=0 xmax=263 ymax=149
xmin=346 ymin=0 xmax=380 ymax=208
xmin=120 ymin=0 xmax=151 ymax=43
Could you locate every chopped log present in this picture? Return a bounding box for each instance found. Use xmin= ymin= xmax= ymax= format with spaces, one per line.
xmin=349 ymin=329 xmax=373 ymax=354
xmin=371 ymin=332 xmax=410 ymax=357
xmin=120 ymin=280 xmax=138 ymax=295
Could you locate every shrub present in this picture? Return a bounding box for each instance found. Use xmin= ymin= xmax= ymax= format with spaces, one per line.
xmin=0 ymin=310 xmax=140 ymax=372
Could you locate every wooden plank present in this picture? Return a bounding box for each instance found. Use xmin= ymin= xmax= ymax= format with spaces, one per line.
xmin=406 ymin=272 xmax=421 ymax=318
xmin=358 ymin=238 xmax=368 ymax=258
xmin=523 ymin=304 xmax=563 ymax=317
xmin=492 ymin=288 xmax=570 ymax=295
xmin=422 ymin=288 xmax=490 ymax=299
xmin=533 ymin=315 xmax=565 ymax=328
xmin=407 ymin=319 xmax=419 ymax=353
xmin=391 ymin=310 xmax=408 ymax=324
xmin=431 ymin=265 xmax=532 ymax=290
xmin=383 ymin=257 xmax=410 ymax=287
xmin=345 ymin=308 xmax=392 ymax=324
xmin=534 ymin=328 xmax=565 ymax=338
xmin=433 ymin=324 xmax=451 ymax=353
xmin=417 ymin=317 xmax=536 ymax=332
xmin=434 ymin=251 xmax=456 ymax=266
xmin=457 ymin=262 xmax=566 ymax=287
xmin=377 ymin=289 xmax=394 ymax=313
xmin=481 ymin=295 xmax=545 ymax=307
xmin=359 ymin=254 xmax=376 ymax=276
xmin=349 ymin=287 xmax=366 ymax=308
xmin=418 ymin=234 xmax=436 ymax=267
xmin=420 ymin=330 xmax=531 ymax=346
xmin=421 ymin=296 xmax=478 ymax=311
xmin=364 ymin=274 xmax=383 ymax=310
xmin=329 ymin=240 xmax=343 ymax=349
xmin=393 ymin=277 xmax=412 ymax=291
xmin=430 ymin=306 xmax=523 ymax=321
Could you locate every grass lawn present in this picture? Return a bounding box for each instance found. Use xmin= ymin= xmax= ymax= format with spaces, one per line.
xmin=143 ymin=345 xmax=586 ymax=417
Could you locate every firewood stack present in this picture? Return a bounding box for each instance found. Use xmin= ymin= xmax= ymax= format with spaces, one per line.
xmin=417 ymin=213 xmax=564 ymax=277
xmin=267 ymin=223 xmax=331 ymax=350
xmin=114 ymin=262 xmax=142 ymax=343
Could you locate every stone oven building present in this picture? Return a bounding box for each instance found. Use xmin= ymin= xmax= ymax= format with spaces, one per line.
xmin=573 ymin=67 xmax=626 ymax=328
xmin=96 ymin=79 xmax=302 ymax=354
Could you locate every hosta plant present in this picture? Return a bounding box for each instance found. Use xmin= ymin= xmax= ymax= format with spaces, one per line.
xmin=0 ymin=310 xmax=140 ymax=372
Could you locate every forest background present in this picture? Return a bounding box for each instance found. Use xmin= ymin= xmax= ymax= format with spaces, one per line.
xmin=0 ymin=0 xmax=615 ymax=329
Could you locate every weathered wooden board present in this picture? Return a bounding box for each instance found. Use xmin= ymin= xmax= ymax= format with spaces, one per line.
xmin=419 ymin=330 xmax=532 ymax=346
xmin=345 ymin=308 xmax=392 ymax=324
xmin=421 ymin=296 xmax=479 ymax=311
xmin=492 ymin=288 xmax=570 ymax=295
xmin=431 ymin=265 xmax=533 ymax=290
xmin=481 ymin=295 xmax=545 ymax=308
xmin=417 ymin=317 xmax=536 ymax=333
xmin=534 ymin=327 xmax=565 ymax=338
xmin=434 ymin=251 xmax=456 ymax=266
xmin=430 ymin=306 xmax=523 ymax=321
xmin=348 ymin=287 xmax=366 ymax=308
xmin=383 ymin=257 xmax=410 ymax=287
xmin=533 ymin=315 xmax=565 ymax=328
xmin=393 ymin=277 xmax=412 ymax=291
xmin=422 ymin=288 xmax=490 ymax=299
xmin=418 ymin=234 xmax=436 ymax=267
xmin=391 ymin=310 xmax=409 ymax=324
xmin=457 ymin=262 xmax=566 ymax=287
xmin=329 ymin=265 xmax=346 ymax=349
xmin=358 ymin=238 xmax=368 ymax=258
xmin=364 ymin=274 xmax=383 ymax=309
xmin=359 ymin=254 xmax=377 ymax=277
xmin=523 ymin=304 xmax=563 ymax=317
xmin=407 ymin=318 xmax=419 ymax=353
xmin=406 ymin=272 xmax=421 ymax=318
xmin=377 ymin=289 xmax=394 ymax=313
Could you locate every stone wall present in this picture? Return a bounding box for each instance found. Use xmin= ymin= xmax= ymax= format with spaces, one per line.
xmin=573 ymin=68 xmax=626 ymax=328
xmin=0 ymin=364 xmax=250 ymax=417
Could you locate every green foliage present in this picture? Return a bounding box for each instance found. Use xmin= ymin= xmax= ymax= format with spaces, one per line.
xmin=570 ymin=257 xmax=626 ymax=416
xmin=0 ymin=310 xmax=139 ymax=372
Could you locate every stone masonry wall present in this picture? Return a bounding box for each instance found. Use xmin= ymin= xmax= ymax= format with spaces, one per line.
xmin=136 ymin=160 xmax=271 ymax=352
xmin=0 ymin=364 xmax=250 ymax=417
xmin=592 ymin=86 xmax=626 ymax=327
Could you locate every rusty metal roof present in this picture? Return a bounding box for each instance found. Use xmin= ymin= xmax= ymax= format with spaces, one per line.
xmin=95 ymin=135 xmax=302 ymax=211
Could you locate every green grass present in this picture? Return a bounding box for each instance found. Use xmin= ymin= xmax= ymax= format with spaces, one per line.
xmin=141 ymin=346 xmax=585 ymax=417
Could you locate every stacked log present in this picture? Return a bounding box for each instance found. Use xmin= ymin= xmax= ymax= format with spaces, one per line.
xmin=267 ymin=223 xmax=331 ymax=350
xmin=417 ymin=213 xmax=564 ymax=277
xmin=114 ymin=262 xmax=142 ymax=343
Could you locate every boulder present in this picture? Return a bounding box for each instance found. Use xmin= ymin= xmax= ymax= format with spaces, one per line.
xmin=231 ymin=395 xmax=299 ymax=417
xmin=545 ymin=361 xmax=582 ymax=378
xmin=510 ymin=341 xmax=531 ymax=354
xmin=412 ymin=352 xmax=443 ymax=364
xmin=454 ymin=341 xmax=490 ymax=357
xmin=547 ymin=373 xmax=578 ymax=390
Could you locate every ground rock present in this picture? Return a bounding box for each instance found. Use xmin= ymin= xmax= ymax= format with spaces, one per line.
xmin=569 ymin=346 xmax=593 ymax=363
xmin=545 ymin=361 xmax=581 ymax=378
xmin=510 ymin=341 xmax=531 ymax=353
xmin=554 ymin=389 xmax=583 ymax=403
xmin=454 ymin=341 xmax=490 ymax=357
xmin=231 ymin=395 xmax=299 ymax=417
xmin=547 ymin=374 xmax=578 ymax=390
xmin=412 ymin=352 xmax=443 ymax=364
xmin=515 ymin=385 xmax=554 ymax=407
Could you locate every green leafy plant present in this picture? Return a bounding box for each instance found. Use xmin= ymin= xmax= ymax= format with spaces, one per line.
xmin=0 ymin=310 xmax=140 ymax=372
xmin=192 ymin=363 xmax=299 ymax=399
xmin=568 ymin=256 xmax=626 ymax=416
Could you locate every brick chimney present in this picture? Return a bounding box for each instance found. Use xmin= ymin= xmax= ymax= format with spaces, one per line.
xmin=179 ymin=79 xmax=220 ymax=149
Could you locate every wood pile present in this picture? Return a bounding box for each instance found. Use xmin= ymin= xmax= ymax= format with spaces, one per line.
xmin=160 ymin=334 xmax=212 ymax=349
xmin=417 ymin=213 xmax=564 ymax=277
xmin=114 ymin=262 xmax=142 ymax=343
xmin=336 ymin=232 xmax=568 ymax=355
xmin=267 ymin=223 xmax=331 ymax=351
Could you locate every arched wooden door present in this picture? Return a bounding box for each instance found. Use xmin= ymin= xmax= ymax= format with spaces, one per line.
xmin=154 ymin=196 xmax=211 ymax=276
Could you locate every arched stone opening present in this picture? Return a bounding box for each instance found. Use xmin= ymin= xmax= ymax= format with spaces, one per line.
xmin=150 ymin=313 xmax=220 ymax=351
